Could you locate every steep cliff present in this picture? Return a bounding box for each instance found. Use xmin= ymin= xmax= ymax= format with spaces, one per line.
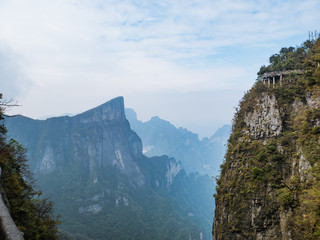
xmin=7 ymin=97 xmax=143 ymax=184
xmin=6 ymin=97 xmax=214 ymax=240
xmin=214 ymin=38 xmax=320 ymax=240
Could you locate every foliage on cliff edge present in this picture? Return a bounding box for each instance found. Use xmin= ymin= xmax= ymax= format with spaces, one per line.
xmin=0 ymin=94 xmax=59 ymax=240
xmin=214 ymin=37 xmax=320 ymax=240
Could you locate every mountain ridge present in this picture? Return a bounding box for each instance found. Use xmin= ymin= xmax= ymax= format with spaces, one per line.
xmin=6 ymin=96 xmax=214 ymax=240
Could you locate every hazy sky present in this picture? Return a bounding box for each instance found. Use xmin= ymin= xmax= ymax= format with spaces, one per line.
xmin=1 ymin=0 xmax=320 ymax=138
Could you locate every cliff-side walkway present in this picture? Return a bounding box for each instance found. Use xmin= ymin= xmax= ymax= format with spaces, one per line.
xmin=258 ymin=70 xmax=304 ymax=86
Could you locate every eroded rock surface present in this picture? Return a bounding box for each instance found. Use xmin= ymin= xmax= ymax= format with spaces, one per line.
xmin=244 ymin=93 xmax=282 ymax=139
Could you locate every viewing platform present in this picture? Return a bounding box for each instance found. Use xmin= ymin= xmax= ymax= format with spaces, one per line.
xmin=258 ymin=70 xmax=304 ymax=86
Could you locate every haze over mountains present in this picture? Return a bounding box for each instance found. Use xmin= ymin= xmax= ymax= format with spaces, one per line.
xmin=125 ymin=108 xmax=231 ymax=177
xmin=4 ymin=96 xmax=228 ymax=240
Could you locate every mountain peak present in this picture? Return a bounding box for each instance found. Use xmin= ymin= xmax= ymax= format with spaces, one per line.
xmin=77 ymin=96 xmax=126 ymax=123
xmin=94 ymin=96 xmax=124 ymax=112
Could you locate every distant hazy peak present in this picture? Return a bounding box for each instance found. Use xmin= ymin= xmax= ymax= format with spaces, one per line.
xmin=125 ymin=108 xmax=138 ymax=121
xmin=150 ymin=116 xmax=160 ymax=121
xmin=209 ymin=125 xmax=231 ymax=140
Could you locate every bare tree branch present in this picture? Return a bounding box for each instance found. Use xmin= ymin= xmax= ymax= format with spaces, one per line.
xmin=0 ymin=96 xmax=19 ymax=108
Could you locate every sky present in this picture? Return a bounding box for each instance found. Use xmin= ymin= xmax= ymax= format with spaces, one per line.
xmin=1 ymin=0 xmax=320 ymax=139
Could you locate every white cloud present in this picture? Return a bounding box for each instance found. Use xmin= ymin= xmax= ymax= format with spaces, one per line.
xmin=0 ymin=44 xmax=31 ymax=100
xmin=0 ymin=0 xmax=320 ymax=135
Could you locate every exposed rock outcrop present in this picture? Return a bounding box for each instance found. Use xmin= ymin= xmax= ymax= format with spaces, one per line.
xmin=244 ymin=93 xmax=282 ymax=139
xmin=0 ymin=194 xmax=24 ymax=240
xmin=166 ymin=160 xmax=182 ymax=185
xmin=0 ymin=168 xmax=24 ymax=240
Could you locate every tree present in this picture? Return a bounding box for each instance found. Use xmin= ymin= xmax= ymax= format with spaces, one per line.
xmin=257 ymin=39 xmax=316 ymax=77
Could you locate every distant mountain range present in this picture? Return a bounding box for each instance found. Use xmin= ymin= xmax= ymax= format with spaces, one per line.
xmin=5 ymin=97 xmax=221 ymax=240
xmin=126 ymin=108 xmax=231 ymax=177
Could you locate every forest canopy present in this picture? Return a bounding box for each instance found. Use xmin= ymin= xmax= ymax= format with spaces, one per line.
xmin=257 ymin=40 xmax=315 ymax=76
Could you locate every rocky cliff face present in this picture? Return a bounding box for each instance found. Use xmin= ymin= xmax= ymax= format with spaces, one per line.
xmin=244 ymin=93 xmax=282 ymax=139
xmin=214 ymin=90 xmax=285 ymax=240
xmin=214 ymin=39 xmax=320 ymax=240
xmin=7 ymin=97 xmax=144 ymax=186
xmin=6 ymin=97 xmax=214 ymax=240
